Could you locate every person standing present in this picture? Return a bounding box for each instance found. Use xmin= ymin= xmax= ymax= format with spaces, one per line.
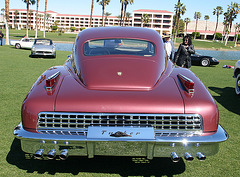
xmin=0 ymin=30 xmax=4 ymax=46
xmin=174 ymin=35 xmax=195 ymax=69
xmin=162 ymin=32 xmax=175 ymax=61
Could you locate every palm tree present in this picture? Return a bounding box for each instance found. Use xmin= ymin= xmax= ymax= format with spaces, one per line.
xmin=14 ymin=10 xmax=19 ymax=29
xmin=174 ymin=0 xmax=186 ymax=42
xmin=204 ymin=15 xmax=209 ymax=40
xmin=116 ymin=15 xmax=121 ymax=25
xmin=234 ymin=23 xmax=240 ymax=47
xmin=46 ymin=13 xmax=51 ymax=31
xmin=5 ymin=0 xmax=9 ymax=45
xmin=184 ymin=18 xmax=190 ymax=35
xmin=120 ymin=0 xmax=124 ymax=26
xmin=35 ymin=0 xmax=39 ymax=38
xmin=194 ymin=11 xmax=201 ymax=39
xmin=222 ymin=12 xmax=230 ymax=43
xmin=89 ymin=0 xmax=94 ymax=27
xmin=97 ymin=0 xmax=111 ymax=27
xmin=104 ymin=12 xmax=111 ymax=26
xmin=122 ymin=0 xmax=134 ymax=26
xmin=213 ymin=6 xmax=223 ymax=41
xmin=141 ymin=14 xmax=150 ymax=27
xmin=1 ymin=8 xmax=5 ymax=16
xmin=43 ymin=0 xmax=48 ymax=38
xmin=224 ymin=2 xmax=240 ymax=46
xmin=125 ymin=12 xmax=132 ymax=26
xmin=22 ymin=0 xmax=36 ymax=37
xmin=29 ymin=10 xmax=33 ymax=30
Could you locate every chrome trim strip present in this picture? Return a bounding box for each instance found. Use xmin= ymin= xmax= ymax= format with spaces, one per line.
xmin=14 ymin=123 xmax=228 ymax=143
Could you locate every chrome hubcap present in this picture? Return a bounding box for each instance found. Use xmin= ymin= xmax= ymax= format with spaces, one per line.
xmin=238 ymin=80 xmax=240 ymax=87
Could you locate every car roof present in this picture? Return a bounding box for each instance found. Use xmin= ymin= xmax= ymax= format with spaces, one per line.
xmin=77 ymin=27 xmax=161 ymax=44
xmin=34 ymin=38 xmax=52 ymax=41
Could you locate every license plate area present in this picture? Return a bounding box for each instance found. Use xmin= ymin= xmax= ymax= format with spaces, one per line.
xmin=87 ymin=127 xmax=155 ymax=140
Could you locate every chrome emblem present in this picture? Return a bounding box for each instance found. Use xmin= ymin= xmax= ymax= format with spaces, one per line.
xmin=117 ymin=72 xmax=122 ymax=76
xmin=110 ymin=131 xmax=132 ymax=137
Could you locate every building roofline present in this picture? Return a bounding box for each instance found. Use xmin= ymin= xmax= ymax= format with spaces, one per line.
xmin=133 ymin=9 xmax=173 ymax=14
xmin=9 ymin=9 xmax=120 ymax=18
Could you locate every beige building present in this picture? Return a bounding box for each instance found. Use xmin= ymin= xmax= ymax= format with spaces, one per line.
xmin=132 ymin=9 xmax=173 ymax=35
xmin=7 ymin=9 xmax=173 ymax=34
xmin=185 ymin=20 xmax=236 ymax=38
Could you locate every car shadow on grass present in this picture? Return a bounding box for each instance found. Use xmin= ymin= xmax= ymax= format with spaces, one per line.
xmin=29 ymin=55 xmax=56 ymax=59
xmin=7 ymin=138 xmax=185 ymax=176
xmin=209 ymin=86 xmax=240 ymax=115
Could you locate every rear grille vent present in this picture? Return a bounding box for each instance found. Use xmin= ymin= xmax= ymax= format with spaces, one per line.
xmin=37 ymin=112 xmax=202 ymax=131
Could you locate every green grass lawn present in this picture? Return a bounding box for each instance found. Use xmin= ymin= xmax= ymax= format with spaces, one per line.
xmin=0 ymin=45 xmax=240 ymax=176
xmin=2 ymin=29 xmax=77 ymax=42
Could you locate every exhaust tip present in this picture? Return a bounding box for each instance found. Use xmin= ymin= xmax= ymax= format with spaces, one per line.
xmin=184 ymin=152 xmax=194 ymax=161
xmin=59 ymin=149 xmax=68 ymax=160
xmin=47 ymin=149 xmax=56 ymax=160
xmin=196 ymin=152 xmax=206 ymax=161
xmin=170 ymin=152 xmax=180 ymax=163
xmin=34 ymin=149 xmax=44 ymax=159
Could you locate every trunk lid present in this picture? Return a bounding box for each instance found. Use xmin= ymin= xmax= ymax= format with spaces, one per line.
xmin=80 ymin=57 xmax=163 ymax=91
xmin=55 ymin=75 xmax=184 ymax=114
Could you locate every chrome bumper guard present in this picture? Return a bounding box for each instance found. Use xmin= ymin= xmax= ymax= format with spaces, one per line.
xmin=14 ymin=123 xmax=228 ymax=159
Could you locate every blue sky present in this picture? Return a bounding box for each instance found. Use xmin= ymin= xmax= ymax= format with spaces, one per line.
xmin=0 ymin=0 xmax=239 ymax=23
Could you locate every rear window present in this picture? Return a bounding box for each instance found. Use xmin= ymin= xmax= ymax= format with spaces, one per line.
xmin=83 ymin=39 xmax=155 ymax=57
xmin=34 ymin=39 xmax=52 ymax=45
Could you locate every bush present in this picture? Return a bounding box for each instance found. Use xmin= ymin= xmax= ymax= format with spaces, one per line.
xmin=192 ymin=32 xmax=200 ymax=38
xmin=80 ymin=27 xmax=86 ymax=31
xmin=236 ymin=34 xmax=240 ymax=40
xmin=51 ymin=25 xmax=58 ymax=31
xmin=215 ymin=33 xmax=222 ymax=40
xmin=70 ymin=27 xmax=76 ymax=32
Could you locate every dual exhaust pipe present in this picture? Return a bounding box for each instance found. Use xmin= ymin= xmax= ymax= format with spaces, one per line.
xmin=171 ymin=152 xmax=206 ymax=162
xmin=34 ymin=149 xmax=206 ymax=162
xmin=34 ymin=149 xmax=68 ymax=160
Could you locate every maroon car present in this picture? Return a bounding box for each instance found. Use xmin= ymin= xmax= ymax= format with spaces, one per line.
xmin=14 ymin=27 xmax=228 ymax=162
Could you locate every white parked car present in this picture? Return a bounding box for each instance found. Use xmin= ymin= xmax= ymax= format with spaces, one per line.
xmin=233 ymin=60 xmax=240 ymax=95
xmin=11 ymin=38 xmax=35 ymax=49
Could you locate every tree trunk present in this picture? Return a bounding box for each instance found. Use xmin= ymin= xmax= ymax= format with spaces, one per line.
xmin=26 ymin=3 xmax=29 ymax=37
xmin=123 ymin=3 xmax=127 ymax=26
xmin=194 ymin=19 xmax=198 ymax=39
xmin=174 ymin=5 xmax=181 ymax=43
xmin=90 ymin=0 xmax=94 ymax=27
xmin=185 ymin=24 xmax=188 ymax=36
xmin=102 ymin=1 xmax=105 ymax=26
xmin=120 ymin=2 xmax=124 ymax=26
xmin=204 ymin=21 xmax=207 ymax=40
xmin=5 ymin=0 xmax=9 ymax=45
xmin=173 ymin=0 xmax=181 ymax=40
xmin=222 ymin=24 xmax=227 ymax=43
xmin=43 ymin=0 xmax=47 ymax=38
xmin=35 ymin=0 xmax=39 ymax=38
xmin=225 ymin=20 xmax=233 ymax=46
xmin=234 ymin=29 xmax=239 ymax=47
xmin=213 ymin=15 xmax=219 ymax=41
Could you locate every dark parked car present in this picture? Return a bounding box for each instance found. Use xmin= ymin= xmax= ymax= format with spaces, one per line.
xmin=233 ymin=60 xmax=240 ymax=95
xmin=14 ymin=27 xmax=228 ymax=162
xmin=191 ymin=52 xmax=219 ymax=67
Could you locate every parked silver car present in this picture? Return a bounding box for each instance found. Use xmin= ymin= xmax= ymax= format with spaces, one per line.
xmin=31 ymin=39 xmax=56 ymax=58
xmin=233 ymin=60 xmax=240 ymax=95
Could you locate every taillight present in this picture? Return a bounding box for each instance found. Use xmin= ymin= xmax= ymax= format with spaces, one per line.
xmin=177 ymin=73 xmax=194 ymax=94
xmin=46 ymin=71 xmax=61 ymax=92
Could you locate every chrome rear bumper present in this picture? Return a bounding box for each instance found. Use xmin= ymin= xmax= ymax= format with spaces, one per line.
xmin=14 ymin=123 xmax=228 ymax=159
